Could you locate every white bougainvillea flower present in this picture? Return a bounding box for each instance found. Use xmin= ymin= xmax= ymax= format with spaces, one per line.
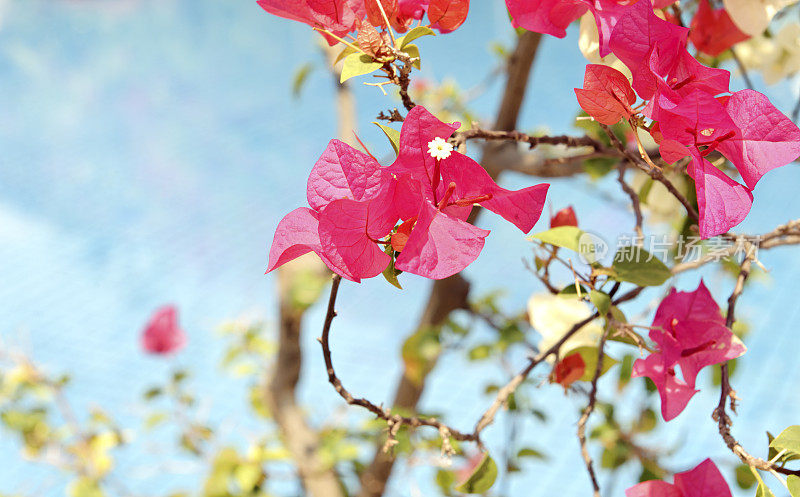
xmin=735 ymin=22 xmax=800 ymax=84
xmin=427 ymin=137 xmax=453 ymax=160
xmin=578 ymin=12 xmax=632 ymax=79
xmin=723 ymin=0 xmax=798 ymax=36
xmin=527 ymin=293 xmax=603 ymax=357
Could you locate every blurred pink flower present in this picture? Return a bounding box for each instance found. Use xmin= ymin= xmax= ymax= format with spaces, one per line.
xmin=141 ymin=305 xmax=187 ymax=355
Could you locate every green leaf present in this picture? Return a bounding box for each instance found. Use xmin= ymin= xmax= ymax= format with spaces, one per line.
xmin=292 ymin=62 xmax=314 ymax=99
xmin=399 ymin=26 xmax=435 ymax=48
xmin=735 ymin=463 xmax=757 ymax=489
xmin=611 ymin=246 xmax=671 ymax=287
xmin=751 ymin=466 xmax=775 ymax=497
xmin=468 ymin=344 xmax=493 ymax=361
xmin=381 ymin=245 xmax=402 ymax=289
xmin=334 ymin=44 xmax=359 ymax=65
xmin=571 ymin=346 xmax=618 ymax=382
xmin=530 ymin=226 xmax=584 ymax=252
xmin=590 ymin=290 xmax=611 ymax=316
xmin=788 ymin=475 xmax=800 ymax=497
xmin=403 ymin=44 xmax=422 ymax=69
xmin=455 ymin=453 xmax=498 ymax=494
xmin=373 ymin=122 xmax=400 ymax=155
xmin=769 ymin=425 xmax=800 ymax=460
xmin=68 ymin=478 xmax=105 ymax=497
xmin=340 ymin=53 xmax=382 ymax=83
xmin=516 ymin=448 xmax=546 ymax=460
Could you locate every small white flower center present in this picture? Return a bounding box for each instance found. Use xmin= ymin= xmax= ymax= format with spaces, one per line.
xmin=427 ymin=137 xmax=453 ymax=161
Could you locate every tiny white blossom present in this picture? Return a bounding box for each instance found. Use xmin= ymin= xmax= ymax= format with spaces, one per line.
xmin=427 ymin=137 xmax=453 ymax=161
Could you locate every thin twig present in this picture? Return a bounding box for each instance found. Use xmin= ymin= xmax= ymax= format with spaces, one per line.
xmin=577 ymin=328 xmax=610 ymax=497
xmin=318 ymin=275 xmax=477 ymax=441
xmin=616 ymin=163 xmax=644 ymax=242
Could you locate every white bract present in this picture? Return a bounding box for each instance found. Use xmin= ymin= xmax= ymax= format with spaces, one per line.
xmin=578 ymin=12 xmax=632 ymax=80
xmin=527 ymin=293 xmax=603 ymax=358
xmin=723 ymin=0 xmax=798 ymax=36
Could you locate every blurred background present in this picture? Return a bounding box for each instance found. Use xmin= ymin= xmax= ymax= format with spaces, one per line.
xmin=1 ymin=0 xmax=799 ymax=496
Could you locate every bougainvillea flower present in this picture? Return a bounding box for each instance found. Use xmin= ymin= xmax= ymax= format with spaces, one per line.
xmin=551 ymin=205 xmax=578 ymax=227
xmin=507 ymin=0 xmax=676 ymax=58
xmin=399 ymin=0 xmax=429 ymax=19
xmin=574 ymin=64 xmax=636 ymax=125
xmin=506 ymin=0 xmax=589 ymax=39
xmin=690 ymin=0 xmax=750 ymax=57
xmin=609 ymin=0 xmax=689 ymax=100
xmin=388 ymin=106 xmax=549 ymax=278
xmin=268 ymin=105 xmax=549 ymax=282
xmin=714 ymin=89 xmax=800 ymax=190
xmin=723 ymin=0 xmax=798 ymax=37
xmin=427 ymin=0 xmax=470 ymax=32
xmin=632 ymin=281 xmax=746 ymax=421
xmin=552 ymin=352 xmax=586 ymax=389
xmin=626 ymin=458 xmax=732 ymax=497
xmin=256 ymin=0 xmax=365 ymax=44
xmin=141 ymin=305 xmax=187 ymax=355
xmin=267 ymin=140 xmax=398 ymax=282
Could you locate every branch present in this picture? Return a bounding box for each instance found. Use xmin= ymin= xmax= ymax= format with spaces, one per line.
xmin=600 ymin=124 xmax=699 ymax=222
xmin=712 ymin=251 xmax=800 ymax=477
xmin=616 ymin=162 xmax=644 ymax=242
xmin=319 ymin=275 xmax=477 ymax=444
xmin=472 ymin=286 xmax=643 ymax=437
xmin=453 ymin=128 xmax=607 ymax=151
xmin=577 ymin=329 xmax=610 ymax=497
xmin=357 ymin=31 xmax=543 ymax=497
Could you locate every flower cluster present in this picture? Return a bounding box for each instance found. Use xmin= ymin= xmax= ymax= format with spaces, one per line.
xmin=256 ymin=0 xmax=469 ymax=44
xmin=513 ymin=0 xmax=800 ymax=238
xmin=632 ymin=281 xmax=746 ymax=421
xmin=267 ymin=106 xmax=549 ymax=282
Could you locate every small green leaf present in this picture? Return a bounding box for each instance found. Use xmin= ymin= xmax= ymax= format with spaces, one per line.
xmin=787 ymin=475 xmax=800 ymax=497
xmin=516 ymin=448 xmax=546 ymax=460
xmin=751 ymin=466 xmax=775 ymax=497
xmin=455 ymin=453 xmax=498 ymax=494
xmin=292 ymin=62 xmax=314 ymax=99
xmin=403 ymin=44 xmax=421 ymax=69
xmin=334 ymin=44 xmax=359 ymax=65
xmin=611 ymin=246 xmax=671 ymax=287
xmin=769 ymin=425 xmax=800 ymax=460
xmin=340 ymin=53 xmax=382 ymax=83
xmin=735 ymin=463 xmax=757 ymax=489
xmin=373 ymin=122 xmax=400 ymax=155
xmin=590 ymin=290 xmax=611 ymax=316
xmin=381 ymin=245 xmax=402 ymax=289
xmin=530 ymin=226 xmax=584 ymax=252
xmin=468 ymin=344 xmax=492 ymax=361
xmin=399 ymin=26 xmax=435 ymax=48
xmin=571 ymin=346 xmax=618 ymax=382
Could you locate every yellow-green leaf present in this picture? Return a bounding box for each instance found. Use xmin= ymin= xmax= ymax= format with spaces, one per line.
xmin=788 ymin=475 xmax=800 ymax=497
xmin=455 ymin=453 xmax=498 ymax=494
xmin=340 ymin=53 xmax=382 ymax=83
xmin=530 ymin=226 xmax=584 ymax=252
xmin=373 ymin=122 xmax=400 ymax=155
xmin=590 ymin=290 xmax=611 ymax=316
xmin=611 ymin=246 xmax=671 ymax=287
xmin=770 ymin=425 xmax=800 ymax=460
xmin=399 ymin=26 xmax=435 ymax=48
xmin=403 ymin=44 xmax=421 ymax=69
